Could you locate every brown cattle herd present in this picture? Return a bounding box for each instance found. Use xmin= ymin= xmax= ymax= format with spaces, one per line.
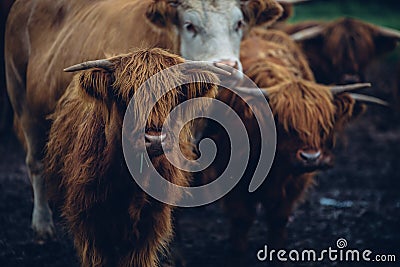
xmin=1 ymin=0 xmax=399 ymax=266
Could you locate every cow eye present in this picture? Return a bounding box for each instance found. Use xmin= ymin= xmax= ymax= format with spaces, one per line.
xmin=184 ymin=22 xmax=197 ymax=36
xmin=235 ymin=19 xmax=245 ymax=32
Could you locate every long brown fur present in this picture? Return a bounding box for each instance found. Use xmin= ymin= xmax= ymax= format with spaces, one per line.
xmin=45 ymin=48 xmax=218 ymax=267
xmin=267 ymin=80 xmax=335 ymax=148
xmin=242 ymin=28 xmax=315 ymax=81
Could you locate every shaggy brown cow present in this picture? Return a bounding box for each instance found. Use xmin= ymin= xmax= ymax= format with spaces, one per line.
xmin=45 ymin=48 xmax=218 ymax=267
xmin=290 ymin=17 xmax=400 ymax=84
xmin=200 ymin=29 xmax=386 ymax=255
xmin=5 ymin=0 xmax=283 ymax=240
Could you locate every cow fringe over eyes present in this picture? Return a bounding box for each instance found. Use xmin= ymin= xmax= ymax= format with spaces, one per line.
xmin=77 ymin=49 xmax=218 ymax=139
xmin=267 ymin=80 xmax=335 ymax=149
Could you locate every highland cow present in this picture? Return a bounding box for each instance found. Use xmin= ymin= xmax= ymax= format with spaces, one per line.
xmin=45 ymin=48 xmax=218 ymax=267
xmin=200 ymin=28 xmax=386 ymax=254
xmin=290 ymin=17 xmax=400 ymax=84
xmin=5 ymin=0 xmax=283 ymax=240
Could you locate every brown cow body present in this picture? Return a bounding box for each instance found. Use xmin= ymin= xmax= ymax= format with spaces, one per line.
xmin=5 ymin=0 xmax=283 ymax=240
xmin=200 ymin=29 xmax=367 ymax=254
xmin=45 ymin=48 xmax=218 ymax=267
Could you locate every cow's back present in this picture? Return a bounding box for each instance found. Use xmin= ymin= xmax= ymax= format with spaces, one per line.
xmin=6 ymin=0 xmax=175 ymax=117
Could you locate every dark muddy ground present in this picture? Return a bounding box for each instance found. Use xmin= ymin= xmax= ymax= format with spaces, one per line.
xmin=0 ymin=57 xmax=399 ymax=267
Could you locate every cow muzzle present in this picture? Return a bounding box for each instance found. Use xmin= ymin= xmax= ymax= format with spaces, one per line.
xmin=295 ymin=149 xmax=334 ymax=172
xmin=216 ymin=59 xmax=239 ymax=70
xmin=145 ymin=131 xmax=168 ymax=156
xmin=213 ymin=58 xmax=243 ymax=86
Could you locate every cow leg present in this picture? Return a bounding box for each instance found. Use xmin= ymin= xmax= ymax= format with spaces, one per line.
xmin=266 ymin=214 xmax=289 ymax=249
xmin=21 ymin=116 xmax=55 ymax=240
xmin=263 ymin=198 xmax=295 ymax=249
xmin=224 ymin=196 xmax=256 ymax=254
xmin=162 ymin=209 xmax=186 ymax=267
xmin=74 ymin=238 xmax=113 ymax=267
xmin=263 ymin=192 xmax=303 ymax=249
xmin=4 ymin=19 xmax=54 ymax=240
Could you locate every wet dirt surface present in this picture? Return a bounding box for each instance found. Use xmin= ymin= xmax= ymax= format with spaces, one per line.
xmin=0 ymin=58 xmax=399 ymax=267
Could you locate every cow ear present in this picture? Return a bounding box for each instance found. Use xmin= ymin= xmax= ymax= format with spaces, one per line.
xmin=276 ymin=3 xmax=293 ymax=22
xmin=373 ymin=28 xmax=400 ymax=56
xmin=241 ymin=0 xmax=283 ymax=27
xmin=333 ymin=94 xmax=365 ymax=128
xmin=146 ymin=0 xmax=179 ymax=28
xmin=77 ymin=69 xmax=114 ymax=101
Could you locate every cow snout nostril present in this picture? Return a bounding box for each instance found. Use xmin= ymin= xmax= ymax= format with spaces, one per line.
xmin=145 ymin=133 xmax=166 ymax=147
xmin=299 ymin=150 xmax=321 ymax=162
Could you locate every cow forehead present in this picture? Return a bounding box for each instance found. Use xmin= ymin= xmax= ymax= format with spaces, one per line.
xmin=324 ymin=21 xmax=375 ymax=65
xmin=269 ymin=81 xmax=335 ymax=147
xmin=180 ymin=0 xmax=239 ymax=19
xmin=325 ymin=19 xmax=374 ymax=43
xmin=181 ymin=0 xmax=238 ymax=10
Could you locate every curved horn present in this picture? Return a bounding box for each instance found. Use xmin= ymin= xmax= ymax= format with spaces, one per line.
xmin=232 ymin=86 xmax=269 ymax=97
xmin=348 ymin=93 xmax=389 ymax=106
xmin=63 ymin=59 xmax=113 ymax=72
xmin=376 ymin=25 xmax=400 ymax=39
xmin=330 ymin=83 xmax=371 ymax=94
xmin=290 ymin=25 xmax=324 ymax=41
xmin=277 ymin=0 xmax=310 ymax=3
